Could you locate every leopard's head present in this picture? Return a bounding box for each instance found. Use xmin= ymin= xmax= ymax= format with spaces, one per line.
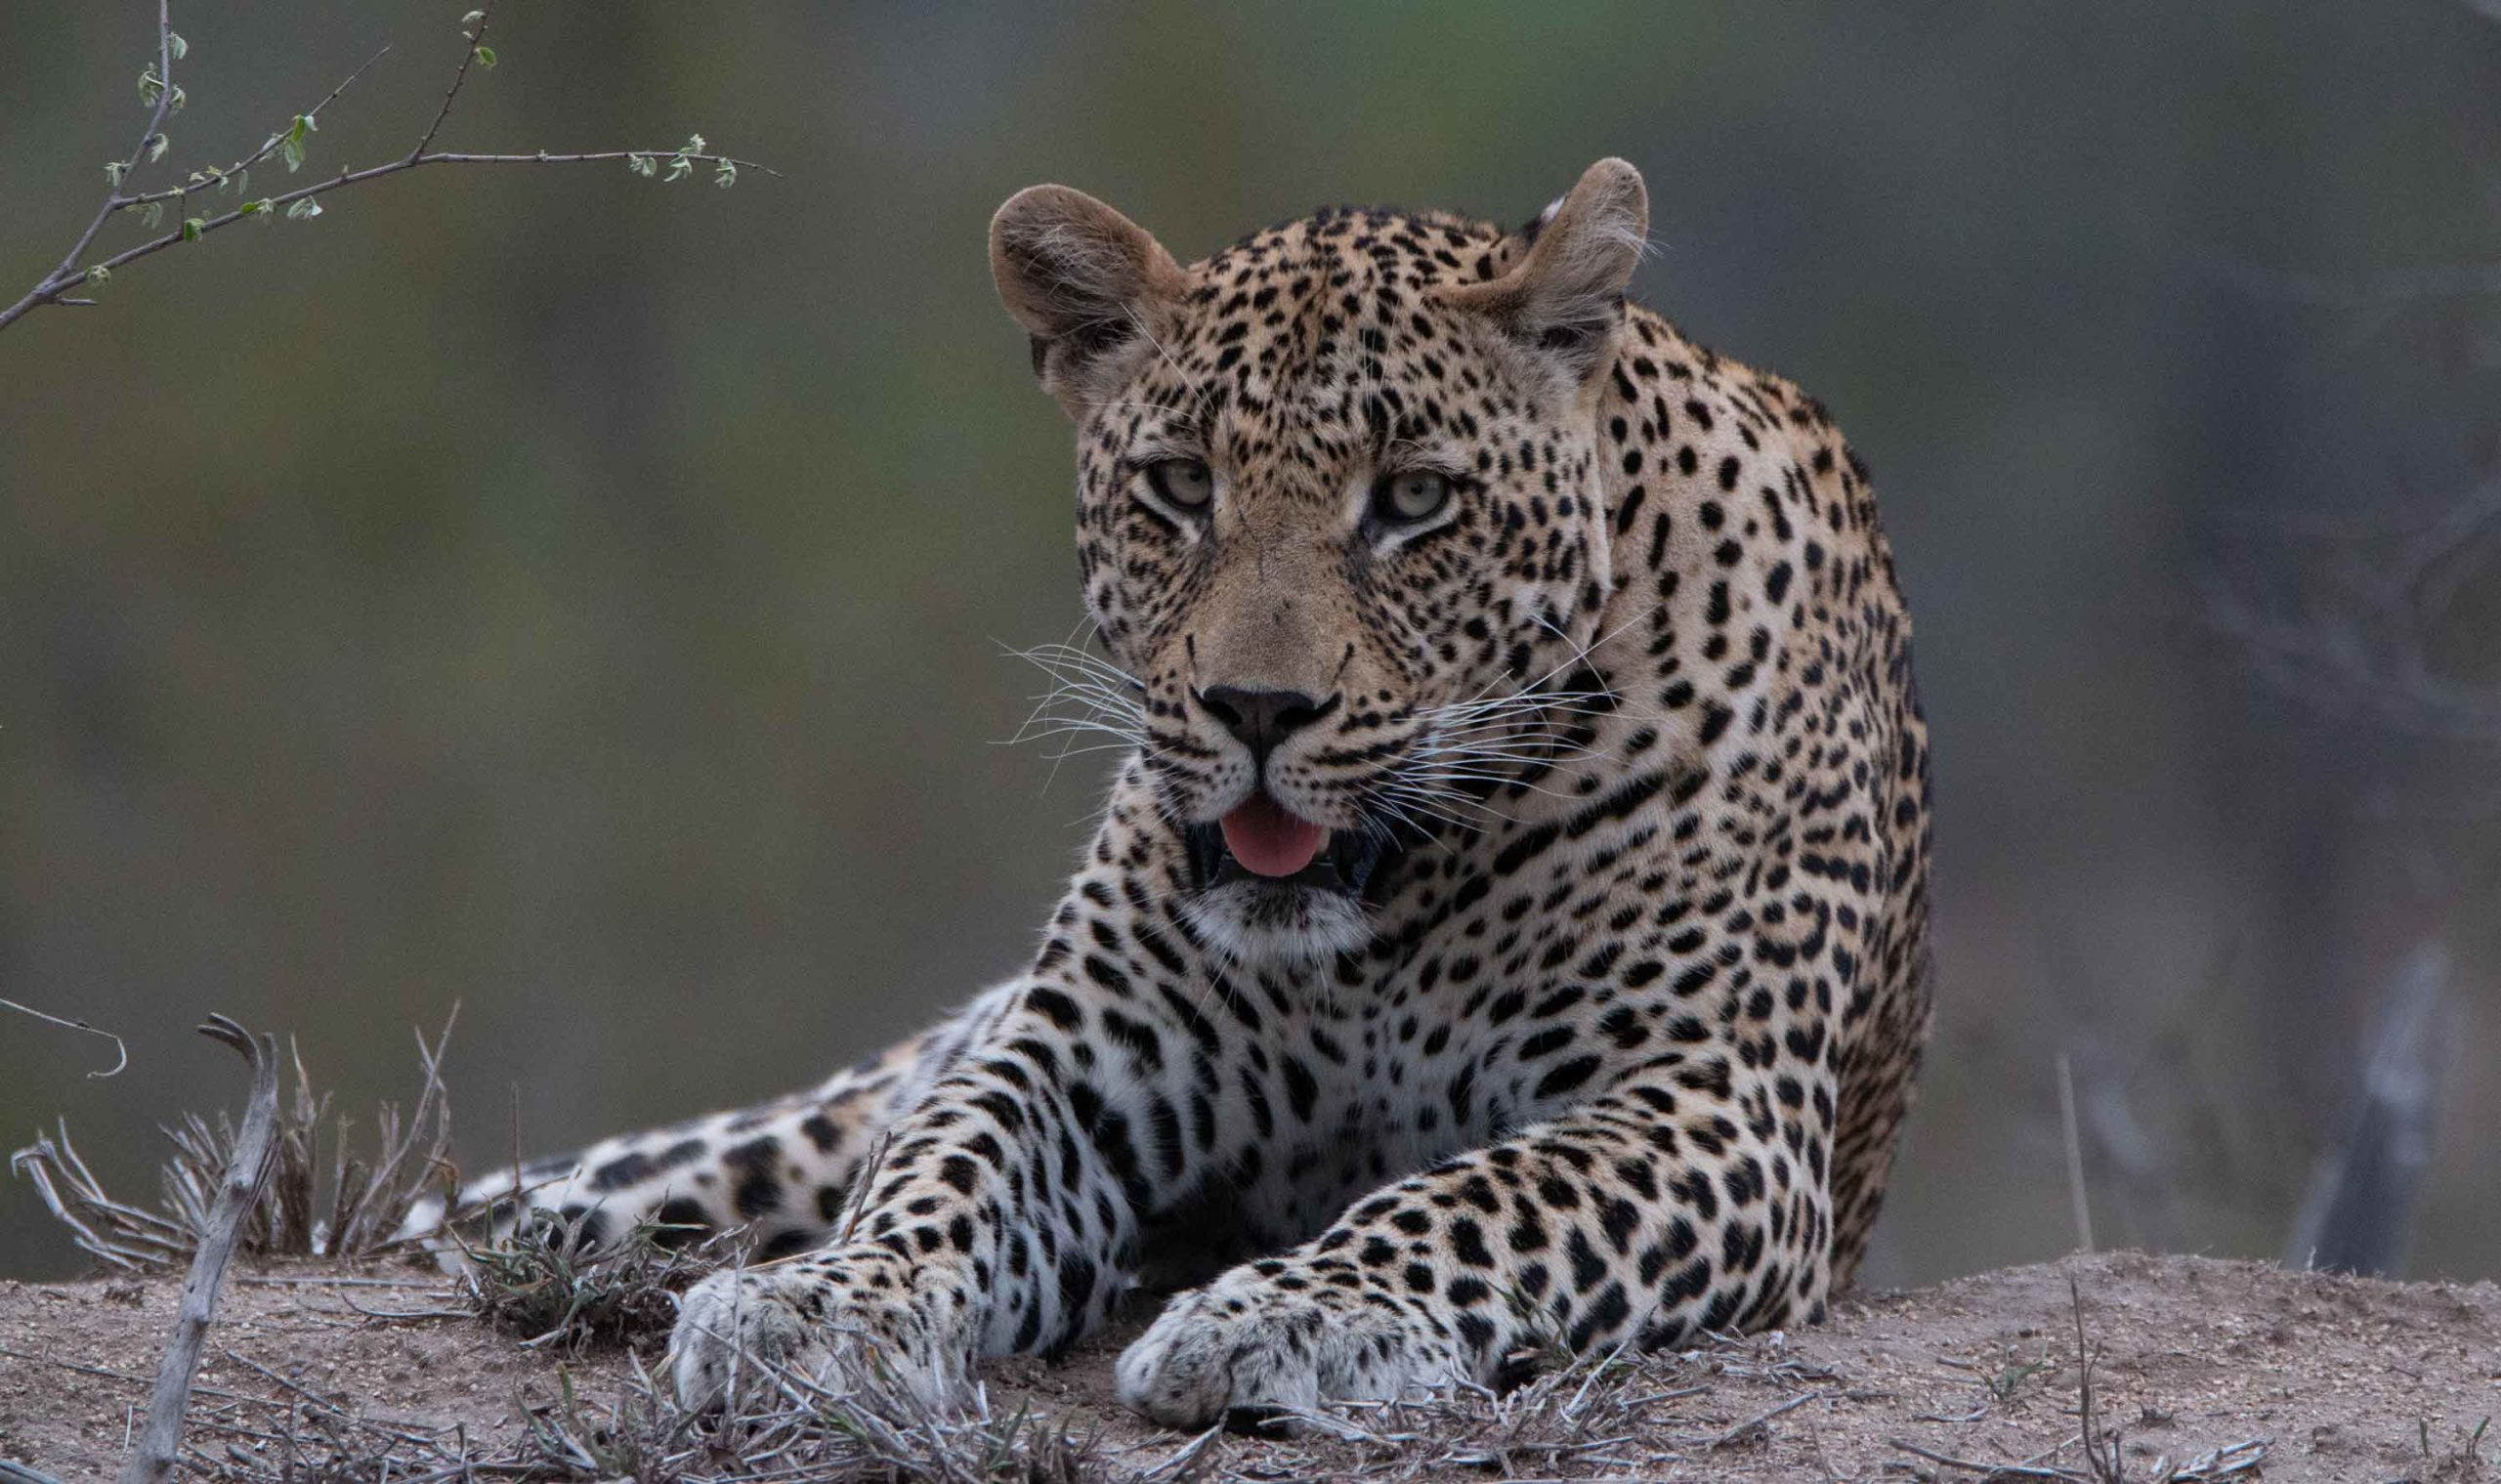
xmin=992 ymin=160 xmax=1648 ymax=964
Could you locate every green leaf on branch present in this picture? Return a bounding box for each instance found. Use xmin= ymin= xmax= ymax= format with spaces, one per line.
xmin=627 ymin=153 xmax=657 ymax=177
xmin=169 ymin=31 xmax=188 ymax=61
xmin=105 ymin=161 xmax=127 ymax=188
xmin=663 ymin=154 xmax=692 ymax=183
xmin=86 ymin=266 xmax=111 ymax=289
xmin=142 ymin=200 xmax=164 ymax=230
xmin=713 ymin=158 xmax=737 ymax=189
xmin=147 ymin=133 xmax=169 ymax=163
xmin=181 ymin=217 xmax=202 ymax=242
xmin=284 ymin=197 xmax=322 ymax=221
xmin=473 ymin=44 xmax=497 ymax=69
xmin=246 ymin=198 xmax=275 ymax=224
xmin=138 ymin=65 xmax=162 ymax=106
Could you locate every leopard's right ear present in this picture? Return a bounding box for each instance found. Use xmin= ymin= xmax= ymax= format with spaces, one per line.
xmin=990 ymin=185 xmax=1189 ymax=417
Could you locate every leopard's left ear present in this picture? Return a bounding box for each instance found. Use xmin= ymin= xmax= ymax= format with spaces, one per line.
xmin=1438 ymin=158 xmax=1648 ymax=383
xmin=991 ymin=184 xmax=1190 ymax=417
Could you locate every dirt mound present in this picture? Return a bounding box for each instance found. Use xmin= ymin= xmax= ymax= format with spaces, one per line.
xmin=0 ymin=1251 xmax=2491 ymax=1481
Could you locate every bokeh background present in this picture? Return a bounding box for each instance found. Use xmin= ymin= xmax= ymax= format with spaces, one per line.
xmin=4 ymin=1 xmax=2497 ymax=1285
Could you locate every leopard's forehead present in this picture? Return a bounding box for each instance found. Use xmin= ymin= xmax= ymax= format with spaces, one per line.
xmin=1195 ymin=205 xmax=1519 ymax=292
xmin=1114 ymin=206 xmax=1534 ymax=445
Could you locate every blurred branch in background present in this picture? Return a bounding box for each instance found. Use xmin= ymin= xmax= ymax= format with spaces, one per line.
xmin=0 ymin=0 xmax=775 ymax=335
xmin=2206 ymin=469 xmax=2501 ymax=742
xmin=2205 ymin=0 xmax=2501 ymax=746
xmin=2286 ymin=942 xmax=2455 ymax=1275
xmin=2195 ymin=6 xmax=2491 ymax=1267
xmin=2067 ymin=1046 xmax=2184 ymax=1254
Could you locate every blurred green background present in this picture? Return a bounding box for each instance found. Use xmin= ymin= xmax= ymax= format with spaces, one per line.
xmin=4 ymin=2 xmax=2497 ymax=1286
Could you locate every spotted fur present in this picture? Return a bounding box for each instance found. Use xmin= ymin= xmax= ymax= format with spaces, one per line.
xmin=413 ymin=159 xmax=1933 ymax=1428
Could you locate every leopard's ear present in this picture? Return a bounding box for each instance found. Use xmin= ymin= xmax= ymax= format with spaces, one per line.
xmin=1438 ymin=158 xmax=1648 ymax=384
xmin=990 ymin=185 xmax=1190 ymax=416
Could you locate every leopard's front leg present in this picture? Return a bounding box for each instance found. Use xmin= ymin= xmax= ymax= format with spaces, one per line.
xmin=1116 ymin=1055 xmax=1832 ymax=1426
xmin=668 ymin=969 xmax=1182 ymax=1407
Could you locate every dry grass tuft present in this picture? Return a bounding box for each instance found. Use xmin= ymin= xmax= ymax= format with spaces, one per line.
xmin=1255 ymin=1349 xmax=1700 ymax=1476
xmin=10 ymin=1019 xmax=457 ymax=1271
xmin=178 ymin=1343 xmax=1196 ymax=1483
xmin=524 ymin=1362 xmax=1150 ymax=1484
xmin=459 ymin=1208 xmax=739 ymax=1353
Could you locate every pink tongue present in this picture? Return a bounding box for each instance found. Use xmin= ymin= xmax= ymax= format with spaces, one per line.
xmin=1219 ymin=795 xmax=1328 ymax=877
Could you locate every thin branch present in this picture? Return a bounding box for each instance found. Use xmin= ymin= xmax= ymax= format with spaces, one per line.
xmin=47 ymin=147 xmax=776 ymax=305
xmin=115 ymin=45 xmax=392 ymax=209
xmin=1 ymin=2 xmax=777 ymax=335
xmin=422 ymin=150 xmax=777 ymax=172
xmin=412 ymin=1 xmax=493 ymax=159
xmin=119 ymin=1016 xmax=282 ymax=1484
xmin=2 ymin=0 xmax=179 ymax=330
xmin=0 ymin=996 xmax=128 ymax=1077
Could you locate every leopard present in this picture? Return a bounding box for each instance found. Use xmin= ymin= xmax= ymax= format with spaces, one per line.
xmin=415 ymin=157 xmax=1934 ymax=1429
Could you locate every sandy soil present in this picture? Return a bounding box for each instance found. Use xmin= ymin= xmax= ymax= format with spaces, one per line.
xmin=0 ymin=1251 xmax=2492 ymax=1481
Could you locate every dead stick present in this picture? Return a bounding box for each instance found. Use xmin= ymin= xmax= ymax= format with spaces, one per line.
xmin=1890 ymin=1438 xmax=2084 ymax=1480
xmin=116 ymin=1016 xmax=280 ymax=1484
xmin=1707 ymin=1389 xmax=1829 ymax=1449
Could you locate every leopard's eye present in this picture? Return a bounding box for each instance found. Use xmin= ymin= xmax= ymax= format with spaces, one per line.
xmin=1143 ymin=457 xmax=1213 ymax=509
xmin=1373 ymin=469 xmax=1453 ymax=524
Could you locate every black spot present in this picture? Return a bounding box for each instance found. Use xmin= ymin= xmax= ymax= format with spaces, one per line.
xmin=1281 ymin=1057 xmax=1319 ymax=1124
xmin=1026 ymin=987 xmax=1082 ymax=1031
xmin=589 ymin=1152 xmax=656 ymax=1192
xmin=1565 ymin=1228 xmax=1607 ymax=1291
xmin=1534 ymin=1056 xmax=1604 ymax=1100
xmin=723 ymin=1137 xmax=784 ymax=1219
xmin=651 ymin=1198 xmax=715 ymax=1249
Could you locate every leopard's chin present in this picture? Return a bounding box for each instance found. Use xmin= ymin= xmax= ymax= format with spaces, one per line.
xmin=1178 ymin=878 xmax=1374 ymax=966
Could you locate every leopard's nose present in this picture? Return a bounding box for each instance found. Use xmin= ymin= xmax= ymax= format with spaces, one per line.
xmin=1195 ymin=685 xmax=1339 ymax=766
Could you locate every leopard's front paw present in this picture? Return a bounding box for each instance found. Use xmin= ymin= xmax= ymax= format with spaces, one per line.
xmin=669 ymin=1249 xmax=964 ymax=1411
xmin=1115 ymin=1267 xmax=1462 ymax=1429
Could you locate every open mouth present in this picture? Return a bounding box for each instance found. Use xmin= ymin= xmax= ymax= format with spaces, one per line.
xmin=1186 ymin=793 xmax=1393 ymax=898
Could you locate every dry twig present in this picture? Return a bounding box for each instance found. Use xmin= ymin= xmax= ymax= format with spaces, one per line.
xmin=0 ymin=996 xmax=128 ymax=1078
xmin=2071 ymin=1275 xmax=2121 ymax=1484
xmin=121 ymin=1016 xmax=281 ymax=1484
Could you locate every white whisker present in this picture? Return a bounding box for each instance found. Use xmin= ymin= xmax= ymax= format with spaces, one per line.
xmin=997 ymin=633 xmax=1155 ymax=795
